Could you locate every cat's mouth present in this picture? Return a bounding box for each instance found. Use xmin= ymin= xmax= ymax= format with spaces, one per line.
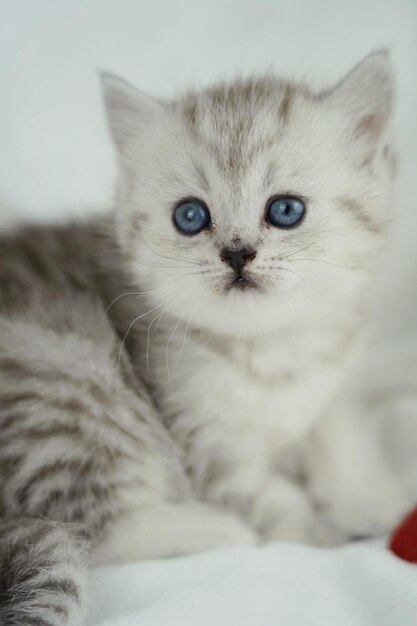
xmin=227 ymin=275 xmax=257 ymax=292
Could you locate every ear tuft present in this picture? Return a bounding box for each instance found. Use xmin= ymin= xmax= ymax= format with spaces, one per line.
xmin=100 ymin=71 xmax=163 ymax=154
xmin=325 ymin=51 xmax=394 ymax=154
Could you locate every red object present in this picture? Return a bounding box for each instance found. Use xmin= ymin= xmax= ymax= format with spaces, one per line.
xmin=389 ymin=506 xmax=417 ymax=563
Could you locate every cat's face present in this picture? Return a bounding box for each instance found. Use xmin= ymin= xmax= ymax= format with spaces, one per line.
xmin=103 ymin=53 xmax=394 ymax=335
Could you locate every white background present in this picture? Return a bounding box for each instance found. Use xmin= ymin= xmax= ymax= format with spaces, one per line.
xmin=0 ymin=0 xmax=416 ymax=339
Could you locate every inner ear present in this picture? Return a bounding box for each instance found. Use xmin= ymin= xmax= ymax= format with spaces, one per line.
xmin=324 ymin=51 xmax=394 ymax=151
xmin=355 ymin=113 xmax=386 ymax=141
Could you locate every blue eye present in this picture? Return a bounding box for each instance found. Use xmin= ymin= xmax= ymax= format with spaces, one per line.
xmin=173 ymin=199 xmax=211 ymax=235
xmin=266 ymin=196 xmax=306 ymax=228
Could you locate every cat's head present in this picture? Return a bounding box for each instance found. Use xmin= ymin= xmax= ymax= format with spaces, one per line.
xmin=102 ymin=52 xmax=395 ymax=336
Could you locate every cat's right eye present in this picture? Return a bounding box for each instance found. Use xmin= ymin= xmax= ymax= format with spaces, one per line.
xmin=173 ymin=199 xmax=211 ymax=235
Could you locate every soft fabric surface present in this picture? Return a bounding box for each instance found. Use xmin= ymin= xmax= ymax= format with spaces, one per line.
xmin=89 ymin=541 xmax=416 ymax=625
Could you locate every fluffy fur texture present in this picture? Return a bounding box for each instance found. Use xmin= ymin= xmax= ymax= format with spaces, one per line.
xmin=0 ymin=52 xmax=413 ymax=625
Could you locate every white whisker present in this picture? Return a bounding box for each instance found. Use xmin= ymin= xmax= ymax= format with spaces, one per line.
xmin=117 ymin=242 xmax=203 ymax=271
xmin=271 ymin=243 xmax=315 ymax=261
xmin=165 ymin=288 xmax=202 ymax=386
xmin=118 ymin=301 xmax=169 ymax=369
xmin=290 ymin=257 xmax=353 ymax=270
xmin=105 ymin=277 xmax=193 ymax=313
xmin=136 ymin=232 xmax=205 ymax=266
xmin=175 ymin=288 xmax=206 ymax=368
xmin=145 ymin=284 xmax=198 ymax=372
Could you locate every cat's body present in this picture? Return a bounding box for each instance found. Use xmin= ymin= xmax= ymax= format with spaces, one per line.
xmin=0 ymin=52 xmax=412 ymax=625
xmin=140 ymin=265 xmax=366 ymax=544
xmin=0 ymin=221 xmax=259 ymax=624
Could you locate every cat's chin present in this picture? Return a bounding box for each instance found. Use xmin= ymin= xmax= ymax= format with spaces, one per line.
xmin=193 ymin=293 xmax=303 ymax=338
xmin=200 ymin=318 xmax=289 ymax=338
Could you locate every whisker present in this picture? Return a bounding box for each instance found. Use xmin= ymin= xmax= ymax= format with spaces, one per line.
xmin=145 ymin=284 xmax=198 ymax=371
xmin=105 ymin=277 xmax=193 ymax=313
xmin=290 ymin=257 xmax=353 ymax=270
xmin=165 ymin=288 xmax=202 ymax=385
xmin=117 ymin=242 xmax=202 ymax=270
xmin=256 ymin=264 xmax=300 ymax=278
xmin=272 ymin=243 xmax=315 ymax=261
xmin=136 ymin=232 xmax=205 ymax=266
xmin=106 ymin=291 xmax=147 ymax=313
xmin=175 ymin=288 xmax=206 ymax=368
xmin=258 ymin=264 xmax=312 ymax=292
xmin=118 ymin=303 xmax=166 ymax=369
xmin=183 ymin=268 xmax=222 ymax=277
xmin=117 ymin=287 xmax=195 ymax=369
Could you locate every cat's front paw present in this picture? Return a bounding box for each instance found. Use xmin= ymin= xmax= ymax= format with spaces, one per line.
xmin=183 ymin=504 xmax=259 ymax=553
xmin=311 ymin=482 xmax=410 ymax=539
xmin=251 ymin=477 xmax=348 ymax=547
xmin=262 ymin=508 xmax=347 ymax=547
xmin=307 ymin=442 xmax=411 ymax=538
xmin=305 ymin=391 xmax=415 ymax=540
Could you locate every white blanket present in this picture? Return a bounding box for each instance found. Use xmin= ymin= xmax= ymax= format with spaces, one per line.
xmin=89 ymin=541 xmax=416 ymax=626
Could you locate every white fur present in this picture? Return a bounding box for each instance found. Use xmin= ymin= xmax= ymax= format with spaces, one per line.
xmin=101 ymin=52 xmax=413 ymax=546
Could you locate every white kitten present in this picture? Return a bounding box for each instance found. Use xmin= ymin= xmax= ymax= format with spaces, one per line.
xmin=102 ymin=51 xmax=410 ymax=545
xmin=3 ymin=51 xmax=414 ymax=626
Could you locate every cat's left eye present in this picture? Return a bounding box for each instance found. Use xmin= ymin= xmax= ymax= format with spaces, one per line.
xmin=173 ymin=199 xmax=211 ymax=235
xmin=266 ymin=196 xmax=306 ymax=229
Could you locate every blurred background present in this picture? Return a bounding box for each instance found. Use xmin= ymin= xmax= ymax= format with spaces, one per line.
xmin=0 ymin=0 xmax=416 ymax=341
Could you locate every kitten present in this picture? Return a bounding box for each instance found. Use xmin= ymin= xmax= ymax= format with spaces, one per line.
xmin=0 ymin=51 xmax=407 ymax=625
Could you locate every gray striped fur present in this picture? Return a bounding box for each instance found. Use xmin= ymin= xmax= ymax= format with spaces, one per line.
xmin=0 ymin=52 xmax=396 ymax=624
xmin=0 ymin=221 xmax=256 ymax=624
xmin=0 ymin=519 xmax=88 ymax=626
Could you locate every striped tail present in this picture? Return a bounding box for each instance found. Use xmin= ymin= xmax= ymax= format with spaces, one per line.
xmin=0 ymin=518 xmax=89 ymax=626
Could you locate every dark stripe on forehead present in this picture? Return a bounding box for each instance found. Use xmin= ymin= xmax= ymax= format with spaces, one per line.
xmin=183 ymin=78 xmax=299 ymax=183
xmin=183 ymin=97 xmax=198 ymax=127
xmin=279 ymin=85 xmax=294 ymax=122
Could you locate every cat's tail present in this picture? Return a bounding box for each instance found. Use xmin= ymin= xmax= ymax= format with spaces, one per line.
xmin=0 ymin=518 xmax=89 ymax=626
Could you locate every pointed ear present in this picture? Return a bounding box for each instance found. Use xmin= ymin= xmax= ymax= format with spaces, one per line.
xmin=100 ymin=72 xmax=164 ymax=154
xmin=325 ymin=51 xmax=394 ymax=160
